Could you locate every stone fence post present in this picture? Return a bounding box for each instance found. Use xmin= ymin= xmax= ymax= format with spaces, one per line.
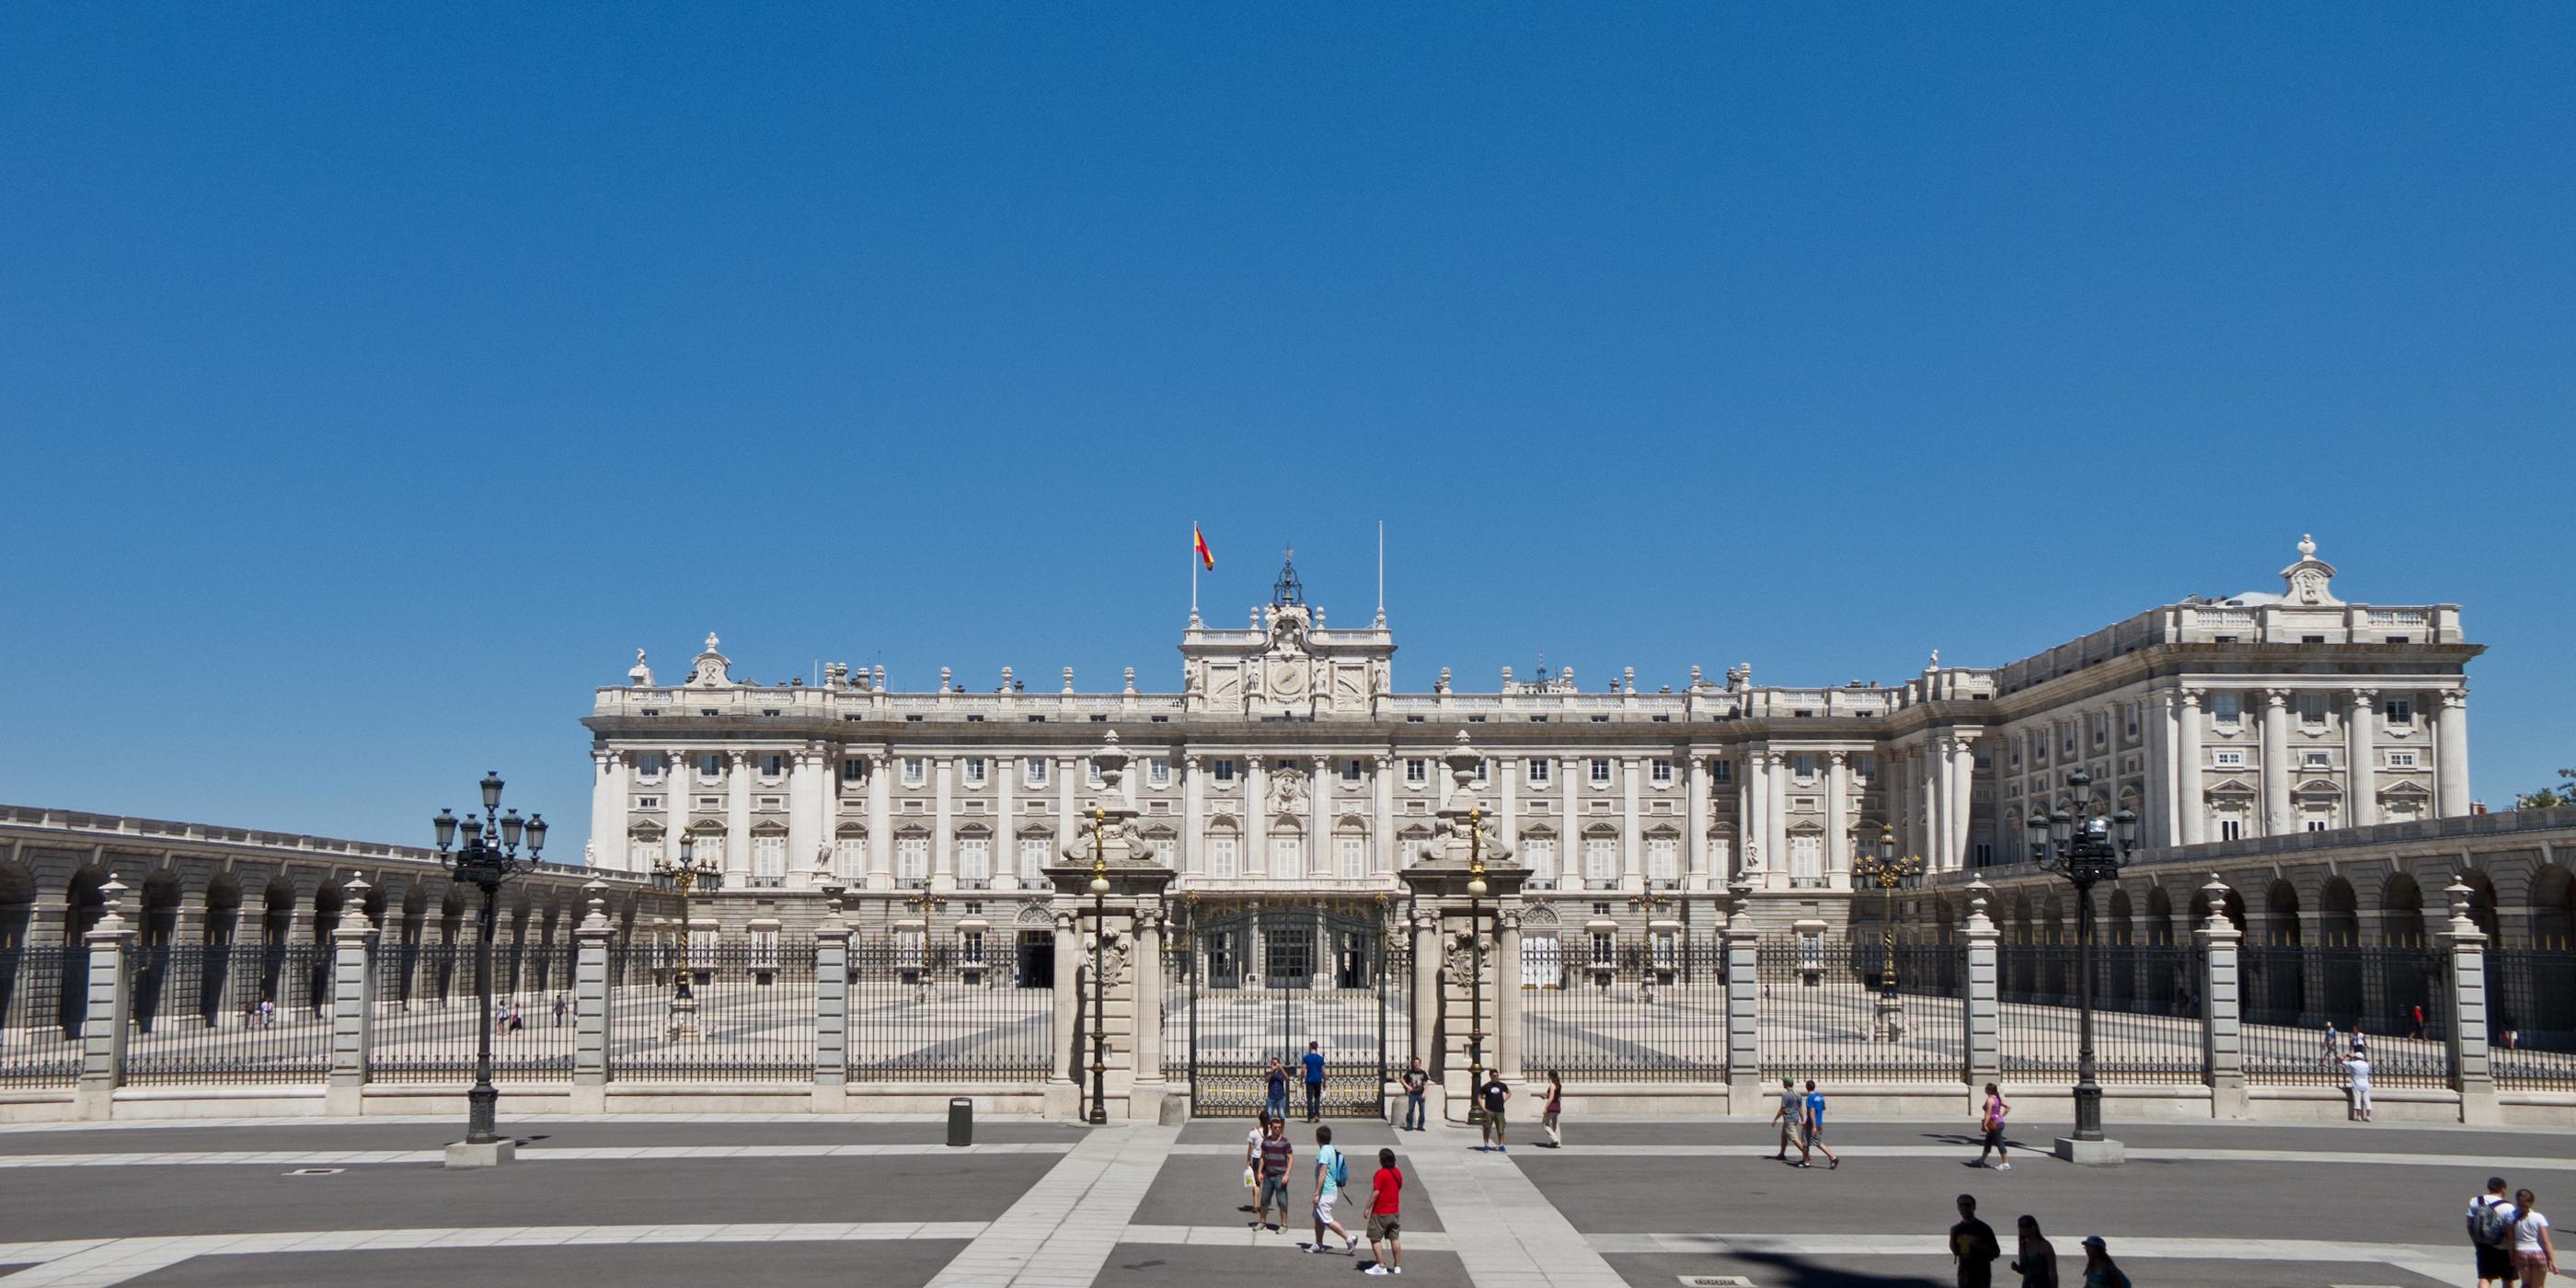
xmin=76 ymin=877 xmax=135 ymax=1121
xmin=1961 ymin=880 xmax=2001 ymax=1097
xmin=813 ymin=905 xmax=852 ymax=1112
xmin=1722 ymin=882 xmax=1762 ymax=1111
xmin=327 ymin=876 xmax=377 ymax=1116
xmin=572 ymin=881 xmax=614 ymax=1112
xmin=2441 ymin=878 xmax=2500 ymax=1124
xmin=2194 ymin=876 xmax=2247 ymax=1119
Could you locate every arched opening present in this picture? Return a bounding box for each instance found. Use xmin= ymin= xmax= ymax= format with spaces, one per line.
xmin=2145 ymin=885 xmax=2175 ymax=946
xmin=2515 ymin=865 xmax=2576 ymax=1040
xmin=2248 ymin=880 xmax=2304 ymax=1022
xmin=2318 ymin=879 xmax=2359 ymax=947
xmin=2534 ymin=865 xmax=2576 ymax=949
xmin=2105 ymin=887 xmax=2137 ymax=1008
xmin=131 ymin=870 xmax=184 ymax=1032
xmin=2459 ymin=869 xmax=2503 ymax=943
xmin=2381 ymin=872 xmax=2426 ymax=947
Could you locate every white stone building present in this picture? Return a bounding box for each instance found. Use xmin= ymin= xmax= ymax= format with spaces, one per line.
xmin=581 ymin=538 xmax=2476 ymax=940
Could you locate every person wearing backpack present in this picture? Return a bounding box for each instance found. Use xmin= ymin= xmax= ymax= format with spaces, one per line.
xmin=1972 ymin=1083 xmax=2012 ymax=1170
xmin=1309 ymin=1124 xmax=1358 ymax=1254
xmin=2470 ymin=1176 xmax=2521 ymax=1288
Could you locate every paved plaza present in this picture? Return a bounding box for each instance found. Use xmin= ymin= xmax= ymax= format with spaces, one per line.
xmin=0 ymin=1109 xmax=2548 ymax=1288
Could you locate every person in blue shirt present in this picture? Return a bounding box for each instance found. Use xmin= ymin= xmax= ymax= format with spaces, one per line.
xmin=1800 ymin=1080 xmax=1839 ymax=1169
xmin=1302 ymin=1041 xmax=1328 ymax=1122
xmin=1265 ymin=1057 xmax=1290 ymax=1121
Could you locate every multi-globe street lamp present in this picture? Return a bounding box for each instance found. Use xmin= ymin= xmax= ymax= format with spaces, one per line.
xmin=1084 ymin=804 xmax=1111 ymax=1126
xmin=431 ymin=773 xmax=546 ymax=1149
xmin=1464 ymin=805 xmax=1489 ymax=1123
xmin=650 ymin=834 xmax=724 ymax=991
xmin=2023 ymin=769 xmax=2137 ymax=1144
xmin=1852 ymin=830 xmax=1925 ymax=1041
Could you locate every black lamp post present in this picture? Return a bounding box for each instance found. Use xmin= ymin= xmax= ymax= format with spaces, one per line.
xmin=1465 ymin=805 xmax=1488 ymax=1123
xmin=431 ymin=772 xmax=545 ymax=1147
xmin=2022 ymin=769 xmax=2136 ymax=1143
xmin=1085 ymin=804 xmax=1110 ymax=1126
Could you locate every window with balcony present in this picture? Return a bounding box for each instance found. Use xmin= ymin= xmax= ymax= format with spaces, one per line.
xmin=1582 ymin=834 xmax=1617 ymax=887
xmin=753 ymin=835 xmax=787 ymax=887
xmin=895 ymin=835 xmax=928 ymax=884
xmin=958 ymin=837 xmax=991 ymax=887
xmin=1018 ymin=836 xmax=1049 ymax=880
xmin=1210 ymin=835 xmax=1239 ymax=879
xmin=1522 ymin=837 xmax=1557 ymax=887
xmin=1645 ymin=836 xmax=1677 ymax=884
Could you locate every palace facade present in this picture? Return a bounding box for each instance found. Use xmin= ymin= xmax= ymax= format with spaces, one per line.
xmin=581 ymin=537 xmax=2478 ymax=944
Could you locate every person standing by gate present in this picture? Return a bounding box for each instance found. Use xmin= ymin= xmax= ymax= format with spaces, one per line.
xmin=1265 ymin=1056 xmax=1290 ymax=1121
xmin=1303 ymin=1041 xmax=1328 ymax=1122
xmin=1400 ymin=1056 xmax=1427 ymax=1131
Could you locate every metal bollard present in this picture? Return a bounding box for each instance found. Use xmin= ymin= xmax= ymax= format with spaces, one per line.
xmin=948 ymin=1097 xmax=972 ymax=1147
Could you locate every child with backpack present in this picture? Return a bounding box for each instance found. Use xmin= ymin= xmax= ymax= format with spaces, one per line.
xmin=1310 ymin=1124 xmax=1357 ymax=1254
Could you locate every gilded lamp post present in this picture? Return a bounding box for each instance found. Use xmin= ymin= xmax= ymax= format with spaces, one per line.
xmin=1851 ymin=828 xmax=1923 ymax=1041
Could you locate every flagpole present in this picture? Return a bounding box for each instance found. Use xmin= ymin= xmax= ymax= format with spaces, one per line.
xmin=1190 ymin=521 xmax=1199 ymax=619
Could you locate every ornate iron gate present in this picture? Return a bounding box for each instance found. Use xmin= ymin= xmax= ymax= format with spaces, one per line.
xmin=1173 ymin=897 xmax=1392 ymax=1117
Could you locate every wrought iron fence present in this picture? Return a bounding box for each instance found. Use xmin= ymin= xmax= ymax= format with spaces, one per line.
xmin=2490 ymin=948 xmax=2576 ymax=1090
xmin=124 ymin=943 xmax=332 ymax=1085
xmin=611 ymin=940 xmax=818 ymax=1079
xmin=845 ymin=938 xmax=1051 ymax=1082
xmin=1526 ymin=940 xmax=1728 ymax=1080
xmin=0 ymin=945 xmax=82 ymax=1088
xmin=2239 ymin=944 xmax=2449 ymax=1088
xmin=1758 ymin=937 xmax=1964 ymax=1080
xmin=1995 ymin=943 xmax=2202 ymax=1083
xmin=370 ymin=943 xmax=579 ymax=1079
xmin=1171 ymin=905 xmax=1393 ymax=1116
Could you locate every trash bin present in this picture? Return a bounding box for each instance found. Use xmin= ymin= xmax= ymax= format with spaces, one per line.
xmin=947 ymin=1098 xmax=972 ymax=1147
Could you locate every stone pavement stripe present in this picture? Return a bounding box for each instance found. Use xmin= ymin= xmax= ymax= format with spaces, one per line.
xmin=1401 ymin=1122 xmax=1628 ymax=1288
xmin=0 ymin=1222 xmax=993 ymax=1286
xmin=1501 ymin=1143 xmax=2576 ymax=1171
xmin=922 ymin=1123 xmax=1181 ymax=1288
xmin=0 ymin=1142 xmax=1071 ymax=1167
xmin=0 ymin=1112 xmax=988 ymax=1135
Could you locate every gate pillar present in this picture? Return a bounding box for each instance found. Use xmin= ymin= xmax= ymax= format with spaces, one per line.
xmin=1042 ymin=734 xmax=1178 ymax=1122
xmin=1397 ymin=735 xmax=1529 ymax=1123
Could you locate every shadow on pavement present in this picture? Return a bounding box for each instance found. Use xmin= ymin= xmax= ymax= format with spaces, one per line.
xmin=1729 ymin=1250 xmax=1951 ymax=1287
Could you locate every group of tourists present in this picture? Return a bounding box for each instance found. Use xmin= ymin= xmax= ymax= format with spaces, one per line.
xmin=1261 ymin=1042 xmax=1332 ymax=1122
xmin=1950 ymin=1193 xmax=2129 ymax=1288
xmin=2471 ymin=1175 xmax=2559 ymax=1288
xmin=1767 ymin=1077 xmax=1841 ymax=1168
xmin=1242 ymin=1113 xmax=1408 ymax=1274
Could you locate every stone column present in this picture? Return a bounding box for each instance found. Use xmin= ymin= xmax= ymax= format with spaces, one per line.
xmin=723 ymin=752 xmax=753 ymax=876
xmin=1618 ymin=756 xmax=1644 ymax=891
xmin=76 ymin=878 xmax=134 ymax=1120
xmin=2194 ymin=876 xmax=2247 ymax=1118
xmin=1133 ymin=907 xmax=1165 ymax=1116
xmin=788 ymin=748 xmax=822 ymax=890
xmin=1501 ymin=756 xmax=1521 ymax=866
xmin=995 ymin=755 xmax=1018 ymax=887
xmin=1929 ymin=740 xmax=1952 ymax=871
xmin=1824 ymin=753 xmax=1849 ymax=885
xmin=1056 ymin=756 xmax=1076 ymax=853
xmin=592 ymin=751 xmax=629 ymax=872
xmin=1181 ymin=753 xmax=1203 ymax=877
xmin=1765 ymin=751 xmax=1788 ymax=891
xmin=665 ymin=748 xmax=689 ymax=869
xmin=1312 ymin=756 xmax=1333 ymax=878
xmin=1247 ymin=758 xmax=1269 ymax=877
xmin=327 ymin=880 xmax=377 ymax=1116
xmin=2435 ymin=692 xmax=2471 ymax=817
xmin=1410 ymin=910 xmax=1441 ymax=1079
xmin=813 ymin=911 xmax=851 ymax=1110
xmin=867 ymin=752 xmax=892 ymax=890
xmin=2346 ymin=689 xmax=2378 ymax=828
xmin=1495 ymin=906 xmax=1524 ymax=1081
xmin=2441 ymin=878 xmax=2499 ymax=1122
xmin=572 ymin=882 xmax=613 ymax=1110
xmin=1047 ymin=908 xmax=1082 ymax=1115
xmin=2177 ymin=691 xmax=2206 ymax=845
xmin=2145 ymin=696 xmax=2172 ymax=848
xmin=1685 ymin=753 xmax=1711 ymax=888
xmin=1374 ymin=754 xmax=1397 ymax=874
xmin=1949 ymin=737 xmax=1978 ymax=870
xmin=2260 ymin=690 xmax=2292 ymax=836
xmin=1721 ymin=883 xmax=1762 ymax=1109
xmin=1962 ymin=880 xmax=2001 ymax=1091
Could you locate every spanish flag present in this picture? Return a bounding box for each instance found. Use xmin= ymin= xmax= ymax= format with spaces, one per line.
xmin=1193 ymin=524 xmax=1214 ymax=570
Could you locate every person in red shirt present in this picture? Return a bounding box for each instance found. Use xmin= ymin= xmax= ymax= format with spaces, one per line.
xmin=1364 ymin=1147 xmax=1403 ymax=1276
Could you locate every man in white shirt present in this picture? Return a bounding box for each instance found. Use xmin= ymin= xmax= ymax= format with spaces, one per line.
xmin=2469 ymin=1176 xmax=2518 ymax=1288
xmin=2343 ymin=1052 xmax=2374 ymax=1122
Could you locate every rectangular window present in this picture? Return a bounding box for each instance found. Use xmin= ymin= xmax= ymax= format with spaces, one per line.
xmin=960 ymin=930 xmax=986 ymax=964
xmin=1788 ymin=834 xmax=1823 ymax=886
xmin=1337 ymin=837 xmax=1366 ymax=880
xmin=761 ymin=753 xmax=786 ymax=778
xmin=632 ymin=840 xmax=664 ymax=868
xmin=2306 ymin=818 xmax=2329 ymax=833
xmin=1973 ymin=842 xmax=1994 ymax=866
xmin=841 ymin=758 xmax=867 ymax=784
xmin=698 ymin=753 xmax=723 ymax=778
xmin=2386 ymin=751 xmax=2419 ymax=768
xmin=753 ymin=835 xmax=787 ymax=885
xmin=635 ymin=796 xmax=660 ymax=811
xmin=2296 ymin=692 xmax=2328 ymax=726
xmin=1213 ymin=759 xmax=1237 ymax=783
xmin=834 ymin=837 xmax=865 ymax=880
xmin=1405 ymin=759 xmax=1427 ymax=784
xmin=962 ymin=757 xmax=987 ymax=786
xmin=1583 ymin=836 xmax=1617 ymax=885
xmin=958 ymin=838 xmax=991 ymax=885
xmin=1018 ymin=837 xmax=1049 ymax=880
xmin=2218 ymin=818 xmax=2244 ymax=842
xmin=2212 ymin=694 xmax=2241 ymax=725
xmin=637 ymin=753 xmax=666 ymax=779
xmin=2126 ymin=706 xmax=2141 ymax=739
xmin=1272 ymin=836 xmax=1302 ymax=873
xmin=2385 ymin=697 xmax=2413 ymax=726
xmin=1085 ymin=761 xmax=1103 ymax=787
xmin=2303 ymin=751 xmax=2331 ymax=768
xmin=1152 ymin=837 xmax=1176 ymax=868
xmin=1210 ymin=836 xmax=1238 ymax=879
xmin=1591 ymin=932 xmax=1615 ymax=966
xmin=1527 ymin=758 xmax=1551 ymax=784
xmin=1523 ymin=838 xmax=1557 ymax=885
xmin=2213 ymin=750 xmax=2246 ymax=767
xmin=1149 ymin=759 xmax=1172 ymax=787
xmin=1791 ymin=753 xmax=1815 ymax=780
xmin=896 ymin=836 xmax=928 ymax=883
xmin=1650 ymin=758 xmax=1673 ymax=784
xmin=1024 ymin=757 xmax=1049 ymax=788
xmin=1709 ymin=759 xmax=1732 ymax=783
xmin=1645 ymin=836 xmax=1677 ymax=883
xmin=902 ymin=757 xmax=926 ymax=786
xmin=1590 ymin=758 xmax=1612 ymax=785
xmin=1340 ymin=759 xmax=1363 ymax=785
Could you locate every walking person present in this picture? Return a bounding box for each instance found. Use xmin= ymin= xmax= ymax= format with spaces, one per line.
xmin=2515 ymin=1189 xmax=2559 ymax=1288
xmin=1308 ymin=1124 xmax=1358 ymax=1254
xmin=2343 ymin=1047 xmax=2375 ymax=1121
xmin=1243 ymin=1110 xmax=1272 ymax=1209
xmin=2469 ymin=1175 xmax=2520 ymax=1288
xmin=1771 ymin=1077 xmax=1807 ymax=1163
xmin=1800 ymin=1080 xmax=1839 ymax=1169
xmin=1951 ymin=1194 xmax=2004 ymax=1288
xmin=552 ymin=992 xmax=568 ymax=1027
xmin=1302 ymin=1041 xmax=1327 ymax=1122
xmin=1477 ymin=1071 xmax=1510 ymax=1153
xmin=1264 ymin=1055 xmax=1290 ymax=1121
xmin=2011 ymin=1215 xmax=2059 ymax=1288
xmin=2410 ymin=1002 xmax=2428 ymax=1041
xmin=1541 ymin=1070 xmax=1565 ymax=1148
xmin=1363 ymin=1147 xmax=1403 ymax=1276
xmin=2321 ymin=1020 xmax=2342 ymax=1068
xmin=1400 ymin=1056 xmax=1428 ymax=1131
xmin=1253 ymin=1115 xmax=1294 ymax=1232
xmin=2076 ymin=1236 xmax=2130 ymax=1288
xmin=1973 ymin=1083 xmax=2012 ymax=1169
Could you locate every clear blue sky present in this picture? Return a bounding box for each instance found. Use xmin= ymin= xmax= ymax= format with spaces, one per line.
xmin=5 ymin=6 xmax=2570 ymax=857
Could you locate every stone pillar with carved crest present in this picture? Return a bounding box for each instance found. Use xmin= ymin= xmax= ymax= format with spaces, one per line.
xmin=1044 ymin=733 xmax=1178 ymax=1121
xmin=1397 ymin=733 xmax=1525 ymax=1123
